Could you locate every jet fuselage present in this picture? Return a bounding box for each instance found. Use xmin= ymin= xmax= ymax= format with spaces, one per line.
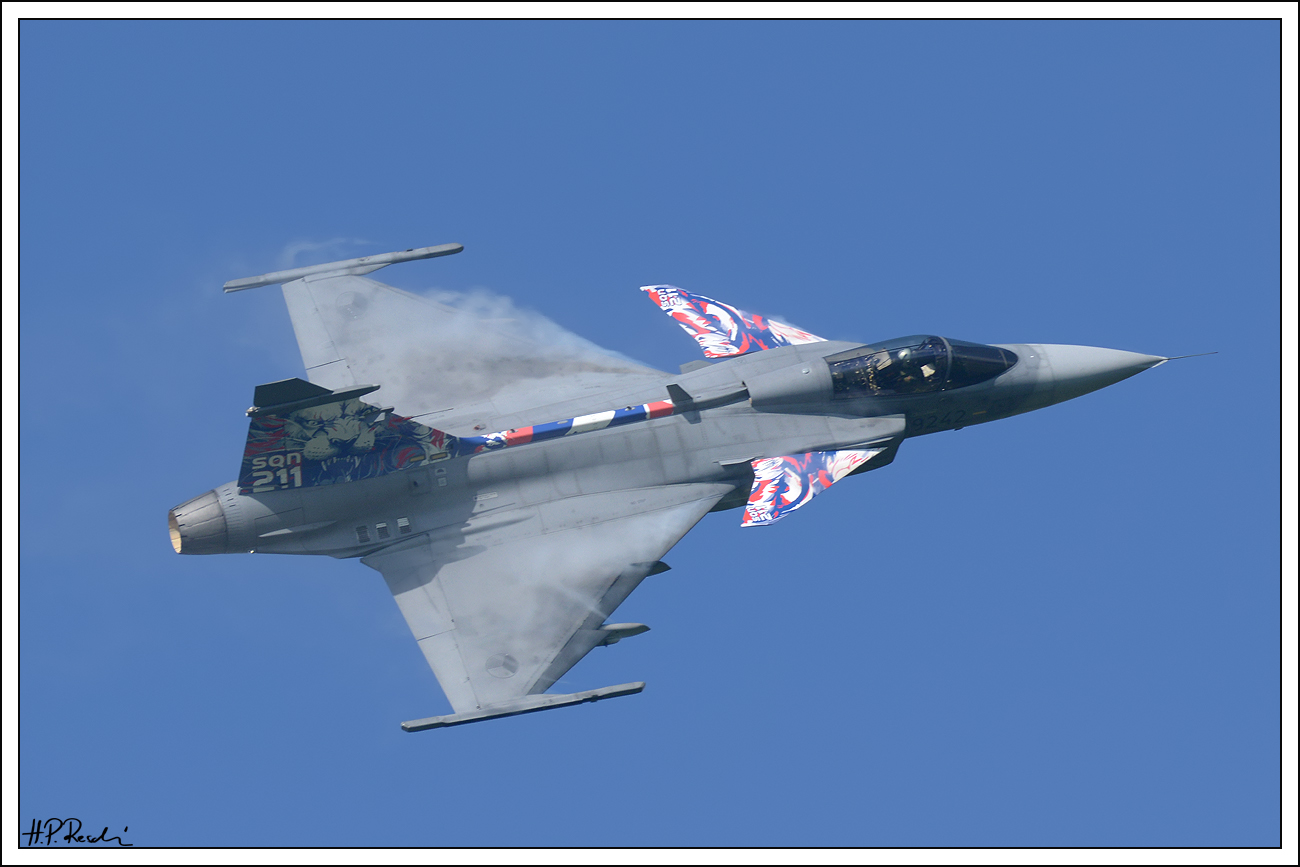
xmin=169 ymin=338 xmax=1162 ymax=560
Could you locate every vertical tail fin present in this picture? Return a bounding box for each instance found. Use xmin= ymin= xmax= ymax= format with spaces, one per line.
xmin=238 ymin=378 xmax=455 ymax=494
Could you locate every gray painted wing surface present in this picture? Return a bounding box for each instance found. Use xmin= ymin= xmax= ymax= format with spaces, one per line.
xmin=279 ymin=274 xmax=665 ymax=421
xmin=362 ymin=483 xmax=733 ymax=714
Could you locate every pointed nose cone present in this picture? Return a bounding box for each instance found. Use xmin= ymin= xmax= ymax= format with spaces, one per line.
xmin=1040 ymin=344 xmax=1165 ymax=404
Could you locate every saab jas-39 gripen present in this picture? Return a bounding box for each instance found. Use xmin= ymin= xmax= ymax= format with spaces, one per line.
xmin=169 ymin=243 xmax=1181 ymax=731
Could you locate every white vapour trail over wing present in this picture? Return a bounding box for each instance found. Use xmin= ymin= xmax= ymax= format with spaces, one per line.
xmin=362 ymin=484 xmax=733 ymax=715
xmin=280 ymin=274 xmax=666 ymax=422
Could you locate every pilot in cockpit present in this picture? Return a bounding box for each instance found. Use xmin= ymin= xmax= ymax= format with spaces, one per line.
xmin=898 ymin=346 xmax=944 ymax=387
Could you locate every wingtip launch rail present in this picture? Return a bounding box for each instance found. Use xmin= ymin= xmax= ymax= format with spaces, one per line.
xmin=400 ymin=682 xmax=647 ymax=731
xmin=222 ymin=243 xmax=464 ymax=292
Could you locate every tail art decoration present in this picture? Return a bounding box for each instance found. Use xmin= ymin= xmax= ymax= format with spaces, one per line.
xmin=642 ymin=285 xmax=826 ymax=358
xmin=240 ymin=398 xmax=454 ymax=493
xmin=239 ymin=379 xmax=681 ymax=494
xmin=741 ymin=449 xmax=882 ymax=527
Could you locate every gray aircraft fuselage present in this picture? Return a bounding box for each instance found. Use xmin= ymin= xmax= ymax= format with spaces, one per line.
xmin=171 ymin=339 xmax=1163 ymax=560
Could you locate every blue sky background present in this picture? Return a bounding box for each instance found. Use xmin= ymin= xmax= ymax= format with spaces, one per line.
xmin=17 ymin=20 xmax=1282 ymax=848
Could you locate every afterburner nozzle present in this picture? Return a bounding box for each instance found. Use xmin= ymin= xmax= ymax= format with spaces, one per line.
xmin=168 ymin=489 xmax=229 ymax=555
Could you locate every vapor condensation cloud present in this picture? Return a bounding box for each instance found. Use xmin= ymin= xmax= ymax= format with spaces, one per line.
xmin=283 ymin=273 xmax=665 ymax=424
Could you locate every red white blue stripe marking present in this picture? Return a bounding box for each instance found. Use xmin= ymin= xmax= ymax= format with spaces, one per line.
xmin=455 ymin=399 xmax=676 ymax=455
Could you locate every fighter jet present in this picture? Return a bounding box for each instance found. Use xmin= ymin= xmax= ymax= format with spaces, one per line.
xmin=169 ymin=243 xmax=1177 ymax=731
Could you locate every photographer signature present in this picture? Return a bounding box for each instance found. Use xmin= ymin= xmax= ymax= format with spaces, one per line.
xmin=21 ymin=818 xmax=131 ymax=846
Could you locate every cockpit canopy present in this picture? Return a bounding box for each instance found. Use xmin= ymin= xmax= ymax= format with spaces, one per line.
xmin=825 ymin=335 xmax=1018 ymax=399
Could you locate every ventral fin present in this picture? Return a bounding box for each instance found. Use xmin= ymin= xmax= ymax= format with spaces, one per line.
xmin=741 ymin=449 xmax=882 ymax=527
xmin=641 ymin=285 xmax=826 ymax=358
